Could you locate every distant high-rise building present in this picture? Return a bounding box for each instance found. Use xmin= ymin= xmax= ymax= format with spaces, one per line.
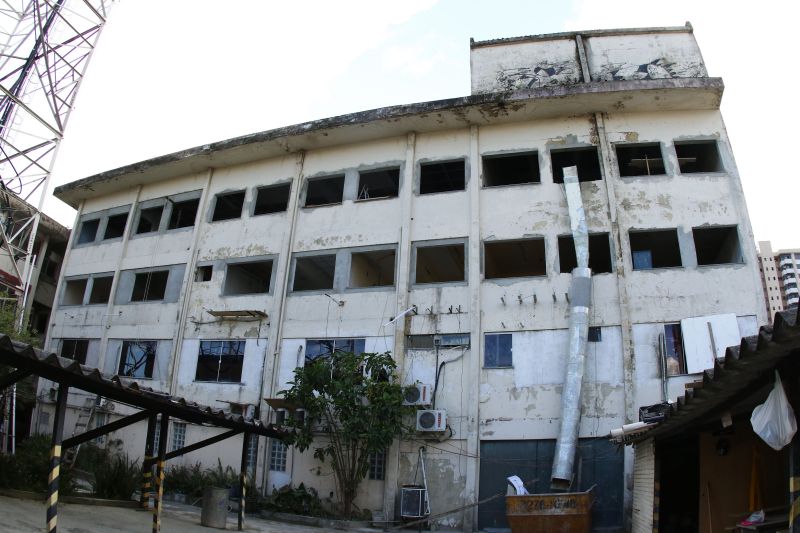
xmin=758 ymin=241 xmax=799 ymax=317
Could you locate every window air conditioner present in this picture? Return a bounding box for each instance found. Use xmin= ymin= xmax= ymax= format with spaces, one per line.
xmin=403 ymin=383 xmax=432 ymax=406
xmin=416 ymin=409 xmax=446 ymax=432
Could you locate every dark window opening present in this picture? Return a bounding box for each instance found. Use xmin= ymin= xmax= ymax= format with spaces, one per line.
xmin=103 ymin=213 xmax=128 ymax=239
xmin=41 ymin=254 xmax=60 ymax=280
xmin=60 ymin=339 xmax=89 ymax=365
xmin=483 ymin=152 xmax=539 ymax=186
xmin=693 ymin=226 xmax=742 ymax=266
xmin=420 ymin=160 xmax=465 ymax=194
xmin=305 ymin=338 xmax=365 ymax=364
xmin=293 ymin=254 xmax=336 ymax=291
xmin=211 ymin=191 xmax=245 ymax=221
xmin=119 ymin=340 xmax=156 ymax=378
xmin=407 ymin=335 xmax=435 ymax=350
xmin=368 ymin=449 xmax=386 ymax=480
xmin=136 ymin=206 xmax=164 ymax=234
xmin=551 ymin=146 xmax=602 ymax=182
xmin=415 ymin=243 xmax=465 ymax=283
xmin=558 ymin=233 xmax=613 ymax=274
xmin=484 ymin=239 xmax=546 ymax=279
xmin=674 ymin=141 xmax=723 ymax=174
xmin=663 ymin=324 xmax=685 ymax=376
xmin=168 ymin=198 xmax=200 ymax=229
xmin=254 ymin=183 xmax=291 ymax=215
xmin=629 ymin=229 xmax=682 ymax=270
xmin=130 ymin=270 xmax=169 ymax=301
xmin=484 ymin=333 xmax=512 ymax=368
xmin=615 ymin=143 xmax=665 ymax=177
xmin=588 ymin=327 xmax=602 ymax=342
xmin=358 ymin=168 xmax=400 ymax=200
xmin=88 ymin=276 xmax=113 ymax=304
xmin=224 ymin=260 xmax=273 ymax=295
xmin=305 ymin=175 xmax=345 ymax=207
xmin=195 ymin=340 xmax=245 ymax=382
xmin=77 ymin=219 xmax=99 ymax=244
xmin=195 ymin=265 xmax=212 ymax=282
xmin=62 ymin=279 xmax=87 ymax=305
xmin=350 ymin=249 xmax=395 ymax=288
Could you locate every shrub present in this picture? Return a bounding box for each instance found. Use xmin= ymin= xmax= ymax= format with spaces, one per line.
xmin=261 ymin=483 xmax=328 ymax=517
xmin=0 ymin=435 xmax=73 ymax=494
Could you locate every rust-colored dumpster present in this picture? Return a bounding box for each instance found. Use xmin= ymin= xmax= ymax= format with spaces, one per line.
xmin=506 ymin=488 xmax=594 ymax=533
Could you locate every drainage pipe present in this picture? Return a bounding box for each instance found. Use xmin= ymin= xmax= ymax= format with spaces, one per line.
xmin=551 ymin=167 xmax=593 ymax=490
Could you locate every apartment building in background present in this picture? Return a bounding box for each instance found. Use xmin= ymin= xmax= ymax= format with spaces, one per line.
xmin=36 ymin=24 xmax=766 ymax=531
xmin=758 ymin=240 xmax=799 ymax=318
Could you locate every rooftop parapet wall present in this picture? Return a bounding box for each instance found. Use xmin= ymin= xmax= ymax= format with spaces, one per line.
xmin=470 ymin=24 xmax=707 ymax=94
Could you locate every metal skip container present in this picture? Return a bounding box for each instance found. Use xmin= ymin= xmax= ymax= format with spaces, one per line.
xmin=506 ymin=488 xmax=594 ymax=533
xmin=200 ymin=487 xmax=229 ymax=529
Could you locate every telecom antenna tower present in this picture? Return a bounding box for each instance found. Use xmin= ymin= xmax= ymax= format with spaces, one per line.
xmin=0 ymin=0 xmax=111 ymax=328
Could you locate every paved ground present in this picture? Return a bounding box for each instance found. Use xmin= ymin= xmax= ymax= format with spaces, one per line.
xmin=0 ymin=495 xmax=373 ymax=532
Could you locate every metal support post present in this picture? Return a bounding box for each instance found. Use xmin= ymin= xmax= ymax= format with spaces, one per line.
xmin=152 ymin=415 xmax=168 ymax=533
xmin=238 ymin=432 xmax=251 ymax=530
xmin=141 ymin=415 xmax=156 ymax=509
xmin=46 ymin=385 xmax=68 ymax=533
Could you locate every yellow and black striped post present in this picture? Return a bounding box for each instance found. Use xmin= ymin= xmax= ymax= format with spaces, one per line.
xmin=238 ymin=432 xmax=251 ymax=531
xmin=791 ymin=431 xmax=800 ymax=532
xmin=46 ymin=385 xmax=69 ymax=533
xmin=152 ymin=415 xmax=168 ymax=533
xmin=140 ymin=415 xmax=157 ymax=509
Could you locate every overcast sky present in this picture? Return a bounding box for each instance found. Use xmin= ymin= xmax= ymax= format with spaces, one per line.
xmin=46 ymin=0 xmax=799 ymax=250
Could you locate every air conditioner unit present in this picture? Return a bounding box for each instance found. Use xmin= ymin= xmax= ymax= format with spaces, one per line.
xmin=416 ymin=409 xmax=446 ymax=432
xmin=403 ymin=384 xmax=432 ymax=406
xmin=400 ymin=485 xmax=429 ymax=518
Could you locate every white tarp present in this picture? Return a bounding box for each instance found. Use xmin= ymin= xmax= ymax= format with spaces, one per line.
xmin=680 ymin=313 xmax=741 ymax=374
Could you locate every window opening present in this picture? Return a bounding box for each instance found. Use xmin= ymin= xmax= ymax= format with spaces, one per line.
xmin=558 ymin=233 xmax=613 ymax=273
xmin=420 ymin=160 xmax=465 ymax=194
xmin=88 ymin=275 xmax=113 ymax=304
xmin=195 ymin=265 xmax=213 ymax=282
xmin=305 ymin=175 xmax=345 ymax=207
xmin=692 ymin=226 xmax=742 ymax=266
xmin=119 ymin=340 xmax=157 ymax=378
xmin=483 ymin=152 xmax=539 ymax=186
xmin=269 ymin=439 xmax=287 ymax=471
xmin=77 ymin=219 xmax=99 ymax=244
xmin=130 ymin=270 xmax=169 ymax=301
xmin=153 ymin=419 xmax=161 ymax=451
xmin=254 ymin=183 xmax=291 ymax=215
xmin=588 ymin=327 xmax=602 ymax=342
xmin=357 ymin=168 xmax=400 ymax=200
xmin=663 ymin=324 xmax=685 ymax=376
xmin=211 ymin=191 xmax=245 ymax=221
xmin=93 ymin=412 xmax=107 ymax=444
xmin=305 ymin=338 xmax=365 ymax=364
xmin=62 ymin=279 xmax=87 ymax=305
xmin=415 ymin=243 xmax=465 ymax=283
xmin=195 ymin=340 xmax=245 ymax=382
xmin=136 ymin=206 xmax=163 ymax=234
xmin=171 ymin=422 xmax=186 ymax=451
xmin=224 ymin=260 xmax=272 ymax=295
xmin=168 ymin=198 xmax=200 ymax=229
xmin=103 ymin=213 xmax=128 ymax=239
xmin=615 ymin=143 xmax=665 ymax=176
xmin=629 ymin=229 xmax=682 ymax=270
xmin=674 ymin=141 xmax=723 ymax=173
xmin=484 ymin=333 xmax=512 ymax=368
xmin=551 ymin=146 xmax=602 ymax=182
xmin=246 ymin=434 xmax=259 ymax=476
xmin=368 ymin=449 xmax=386 ymax=480
xmin=484 ymin=239 xmax=545 ymax=279
xmin=349 ymin=249 xmax=395 ymax=288
xmin=60 ymin=339 xmax=89 ymax=364
xmin=293 ymin=254 xmax=336 ymax=291
xmin=407 ymin=335 xmax=435 ymax=350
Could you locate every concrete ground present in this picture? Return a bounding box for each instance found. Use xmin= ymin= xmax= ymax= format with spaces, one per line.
xmin=0 ymin=495 xmax=376 ymax=532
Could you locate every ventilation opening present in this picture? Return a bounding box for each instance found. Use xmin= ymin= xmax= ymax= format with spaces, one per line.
xmin=588 ymin=327 xmax=602 ymax=342
xmin=415 ymin=243 xmax=465 ymax=283
xmin=420 ymin=160 xmax=465 ymax=194
xmin=224 ymin=260 xmax=273 ymax=295
xmin=615 ymin=143 xmax=665 ymax=177
xmin=350 ymin=249 xmax=395 ymax=288
xmin=305 ymin=175 xmax=345 ymax=207
xmin=195 ymin=265 xmax=212 ymax=282
xmin=293 ymin=254 xmax=336 ymax=291
xmin=88 ymin=276 xmax=113 ymax=304
xmin=254 ymin=183 xmax=291 ymax=215
xmin=63 ymin=279 xmax=87 ymax=305
xmin=482 ymin=152 xmax=540 ymax=186
xmin=168 ymin=198 xmax=199 ymax=229
xmin=484 ymin=239 xmax=546 ymax=279
xmin=136 ymin=206 xmax=163 ymax=234
xmin=693 ymin=226 xmax=742 ymax=266
xmin=558 ymin=233 xmax=613 ymax=273
xmin=357 ymin=168 xmax=400 ymax=200
xmin=629 ymin=229 xmax=682 ymax=270
xmin=131 ymin=270 xmax=169 ymax=301
xmin=212 ymin=191 xmax=245 ymax=221
xmin=675 ymin=141 xmax=723 ymax=173
xmin=103 ymin=213 xmax=128 ymax=239
xmin=77 ymin=219 xmax=99 ymax=244
xmin=551 ymin=146 xmax=602 ymax=182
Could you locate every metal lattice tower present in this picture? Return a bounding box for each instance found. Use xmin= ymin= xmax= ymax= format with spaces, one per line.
xmin=0 ymin=0 xmax=110 ymax=325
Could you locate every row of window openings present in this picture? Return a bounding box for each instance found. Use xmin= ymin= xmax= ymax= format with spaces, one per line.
xmin=267 ymin=439 xmax=385 ymax=480
xmin=62 ymin=270 xmax=171 ymax=306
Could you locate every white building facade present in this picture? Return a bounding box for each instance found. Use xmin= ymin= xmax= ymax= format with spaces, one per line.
xmin=40 ymin=24 xmax=765 ymax=531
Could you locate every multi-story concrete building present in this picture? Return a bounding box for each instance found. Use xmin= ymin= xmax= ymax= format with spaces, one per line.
xmin=39 ymin=24 xmax=765 ymax=530
xmin=758 ymin=241 xmax=800 ymax=317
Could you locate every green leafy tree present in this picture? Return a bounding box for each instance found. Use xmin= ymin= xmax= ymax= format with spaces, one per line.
xmin=280 ymin=350 xmax=409 ymax=518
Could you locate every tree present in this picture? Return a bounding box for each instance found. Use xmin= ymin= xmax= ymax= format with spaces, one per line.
xmin=280 ymin=350 xmax=409 ymax=518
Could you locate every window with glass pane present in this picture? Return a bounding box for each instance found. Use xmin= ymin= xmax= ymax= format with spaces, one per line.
xmin=368 ymin=449 xmax=386 ymax=480
xmin=484 ymin=333 xmax=512 ymax=368
xmin=246 ymin=434 xmax=259 ymax=476
xmin=118 ymin=340 xmax=157 ymax=378
xmin=269 ymin=439 xmax=287 ymax=471
xmin=195 ymin=340 xmax=245 ymax=382
xmin=304 ymin=338 xmax=366 ymax=364
xmin=171 ymin=422 xmax=186 ymax=451
xmin=60 ymin=339 xmax=89 ymax=364
xmin=93 ymin=412 xmax=107 ymax=444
